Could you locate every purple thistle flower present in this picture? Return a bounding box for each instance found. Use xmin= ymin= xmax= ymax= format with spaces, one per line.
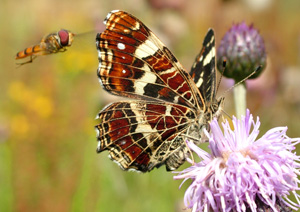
xmin=174 ymin=110 xmax=300 ymax=212
xmin=217 ymin=22 xmax=266 ymax=81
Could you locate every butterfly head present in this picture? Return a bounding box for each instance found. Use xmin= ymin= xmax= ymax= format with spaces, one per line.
xmin=211 ymin=96 xmax=225 ymax=119
xmin=197 ymin=96 xmax=225 ymax=135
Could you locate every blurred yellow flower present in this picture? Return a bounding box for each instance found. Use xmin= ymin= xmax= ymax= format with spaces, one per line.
xmin=8 ymin=81 xmax=33 ymax=104
xmin=31 ymin=96 xmax=53 ymax=118
xmin=8 ymin=81 xmax=53 ymax=118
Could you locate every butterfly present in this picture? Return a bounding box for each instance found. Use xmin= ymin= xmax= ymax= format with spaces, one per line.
xmin=16 ymin=29 xmax=75 ymax=65
xmin=95 ymin=10 xmax=224 ymax=172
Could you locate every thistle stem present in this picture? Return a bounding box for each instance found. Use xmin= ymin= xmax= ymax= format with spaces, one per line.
xmin=233 ymin=82 xmax=246 ymax=117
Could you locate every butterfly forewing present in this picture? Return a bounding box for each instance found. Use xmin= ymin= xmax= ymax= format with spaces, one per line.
xmin=96 ymin=10 xmax=203 ymax=110
xmin=190 ymin=29 xmax=216 ymax=104
xmin=96 ymin=10 xmax=223 ymax=172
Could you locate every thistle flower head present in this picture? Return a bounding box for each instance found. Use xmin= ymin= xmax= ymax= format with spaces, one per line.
xmin=217 ymin=22 xmax=266 ymax=81
xmin=174 ymin=110 xmax=300 ymax=212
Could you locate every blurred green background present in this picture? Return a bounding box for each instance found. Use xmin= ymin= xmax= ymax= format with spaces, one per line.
xmin=1 ymin=0 xmax=300 ymax=211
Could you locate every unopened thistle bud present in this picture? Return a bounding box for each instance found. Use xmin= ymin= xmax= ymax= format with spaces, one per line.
xmin=217 ymin=22 xmax=266 ymax=81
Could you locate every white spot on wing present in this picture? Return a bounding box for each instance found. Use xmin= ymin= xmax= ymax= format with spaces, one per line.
xmin=196 ymin=72 xmax=204 ymax=88
xmin=120 ymin=140 xmax=126 ymax=145
xmin=203 ymin=46 xmax=215 ymax=66
xmin=132 ymin=21 xmax=140 ymax=30
xmin=117 ymin=43 xmax=126 ymax=50
xmin=199 ymin=55 xmax=203 ymax=63
xmin=165 ymin=105 xmax=172 ymax=116
xmin=174 ymin=96 xmax=179 ymax=103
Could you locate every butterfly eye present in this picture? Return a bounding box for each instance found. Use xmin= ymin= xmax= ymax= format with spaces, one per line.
xmin=58 ymin=30 xmax=69 ymax=46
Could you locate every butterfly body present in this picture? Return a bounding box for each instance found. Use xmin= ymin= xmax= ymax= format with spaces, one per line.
xmin=95 ymin=10 xmax=224 ymax=172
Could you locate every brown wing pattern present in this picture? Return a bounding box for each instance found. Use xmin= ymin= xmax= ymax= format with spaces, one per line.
xmin=96 ymin=10 xmax=203 ymax=110
xmin=95 ymin=10 xmax=223 ymax=172
xmin=95 ymin=101 xmax=196 ymax=172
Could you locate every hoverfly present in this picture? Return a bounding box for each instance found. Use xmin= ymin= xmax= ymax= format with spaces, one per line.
xmin=16 ymin=29 xmax=75 ymax=65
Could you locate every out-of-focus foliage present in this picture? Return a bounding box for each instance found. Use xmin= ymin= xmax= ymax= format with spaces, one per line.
xmin=0 ymin=0 xmax=299 ymax=211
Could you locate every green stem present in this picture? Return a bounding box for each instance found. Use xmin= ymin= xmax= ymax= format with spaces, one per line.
xmin=233 ymin=82 xmax=247 ymax=118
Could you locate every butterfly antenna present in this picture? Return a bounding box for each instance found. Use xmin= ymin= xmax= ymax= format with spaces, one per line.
xmin=216 ymin=60 xmax=226 ymax=94
xmin=222 ymin=65 xmax=262 ymax=96
xmin=221 ymin=109 xmax=232 ymax=120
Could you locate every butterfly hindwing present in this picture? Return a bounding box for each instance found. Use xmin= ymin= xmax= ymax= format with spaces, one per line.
xmin=95 ymin=101 xmax=196 ymax=172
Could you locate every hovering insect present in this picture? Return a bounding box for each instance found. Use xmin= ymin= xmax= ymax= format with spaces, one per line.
xmin=16 ymin=29 xmax=75 ymax=65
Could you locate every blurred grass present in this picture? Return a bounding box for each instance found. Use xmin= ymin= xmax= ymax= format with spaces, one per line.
xmin=1 ymin=0 xmax=300 ymax=211
xmin=0 ymin=143 xmax=13 ymax=212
